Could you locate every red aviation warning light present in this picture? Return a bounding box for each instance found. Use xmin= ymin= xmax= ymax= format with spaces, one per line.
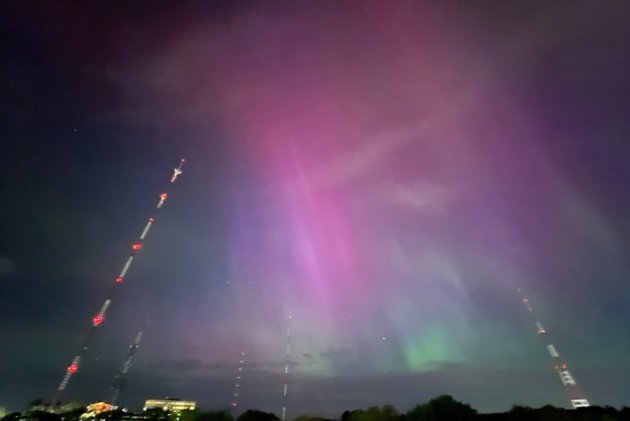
xmin=131 ymin=242 xmax=143 ymax=252
xmin=93 ymin=315 xmax=104 ymax=326
xmin=156 ymin=193 xmax=168 ymax=209
xmin=115 ymin=276 xmax=123 ymax=284
xmin=67 ymin=362 xmax=79 ymax=373
xmin=148 ymin=217 xmax=155 ymax=223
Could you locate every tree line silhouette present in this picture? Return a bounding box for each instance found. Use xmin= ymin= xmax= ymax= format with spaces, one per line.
xmin=3 ymin=395 xmax=630 ymax=421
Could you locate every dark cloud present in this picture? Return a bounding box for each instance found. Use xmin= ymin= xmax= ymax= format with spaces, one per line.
xmin=0 ymin=257 xmax=17 ymax=277
xmin=148 ymin=359 xmax=206 ymax=372
xmin=318 ymin=349 xmax=352 ymax=358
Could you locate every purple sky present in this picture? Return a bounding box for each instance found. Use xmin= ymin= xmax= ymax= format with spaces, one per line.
xmin=1 ymin=1 xmax=630 ymax=417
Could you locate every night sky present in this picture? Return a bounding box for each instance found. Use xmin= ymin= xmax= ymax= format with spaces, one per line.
xmin=1 ymin=1 xmax=630 ymax=417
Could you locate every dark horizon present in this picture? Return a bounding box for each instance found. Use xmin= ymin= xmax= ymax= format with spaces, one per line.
xmin=7 ymin=394 xmax=630 ymax=421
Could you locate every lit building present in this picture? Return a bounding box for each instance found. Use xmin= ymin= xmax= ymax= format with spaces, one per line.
xmin=80 ymin=402 xmax=114 ymax=419
xmin=143 ymin=399 xmax=196 ymax=413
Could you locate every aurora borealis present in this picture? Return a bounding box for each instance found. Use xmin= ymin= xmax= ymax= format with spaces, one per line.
xmin=1 ymin=0 xmax=630 ymax=417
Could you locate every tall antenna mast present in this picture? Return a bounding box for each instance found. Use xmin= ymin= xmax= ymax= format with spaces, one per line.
xmin=281 ymin=315 xmax=292 ymax=421
xmin=230 ymin=351 xmax=246 ymax=413
xmin=111 ymin=331 xmax=143 ymax=406
xmin=518 ymin=289 xmax=590 ymax=409
xmin=50 ymin=159 xmax=185 ymax=407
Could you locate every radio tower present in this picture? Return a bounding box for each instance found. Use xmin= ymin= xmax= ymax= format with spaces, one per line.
xmin=50 ymin=159 xmax=185 ymax=407
xmin=111 ymin=331 xmax=143 ymax=406
xmin=281 ymin=315 xmax=292 ymax=421
xmin=517 ymin=289 xmax=590 ymax=409
xmin=230 ymin=352 xmax=246 ymax=413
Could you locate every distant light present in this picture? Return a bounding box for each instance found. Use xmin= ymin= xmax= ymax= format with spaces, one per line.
xmin=67 ymin=363 xmax=79 ymax=373
xmin=160 ymin=193 xmax=168 ymax=201
xmin=148 ymin=217 xmax=155 ymax=223
xmin=381 ymin=336 xmax=387 ymax=341
xmin=115 ymin=276 xmax=123 ymax=284
xmin=132 ymin=242 xmax=143 ymax=251
xmin=93 ymin=315 xmax=104 ymax=326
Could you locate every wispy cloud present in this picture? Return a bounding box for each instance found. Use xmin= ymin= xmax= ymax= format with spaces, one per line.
xmin=277 ymin=123 xmax=439 ymax=196
xmin=377 ymin=180 xmax=457 ymax=214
